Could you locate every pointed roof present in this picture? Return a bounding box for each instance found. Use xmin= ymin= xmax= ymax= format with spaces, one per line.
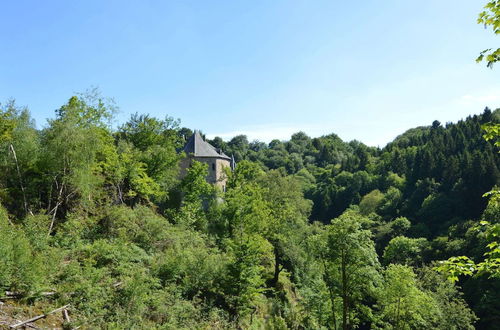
xmin=183 ymin=131 xmax=231 ymax=160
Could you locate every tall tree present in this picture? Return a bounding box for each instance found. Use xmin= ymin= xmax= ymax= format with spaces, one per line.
xmin=321 ymin=210 xmax=381 ymax=329
xmin=259 ymin=169 xmax=312 ymax=289
xmin=41 ymin=92 xmax=117 ymax=233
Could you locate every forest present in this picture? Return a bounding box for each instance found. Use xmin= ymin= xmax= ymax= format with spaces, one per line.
xmin=0 ymin=91 xmax=498 ymax=329
xmin=3 ymin=0 xmax=500 ymax=329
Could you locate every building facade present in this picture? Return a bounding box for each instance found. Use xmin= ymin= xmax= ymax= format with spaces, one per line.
xmin=180 ymin=131 xmax=234 ymax=191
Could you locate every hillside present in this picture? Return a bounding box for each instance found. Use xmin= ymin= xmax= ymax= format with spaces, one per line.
xmin=0 ymin=97 xmax=498 ymax=329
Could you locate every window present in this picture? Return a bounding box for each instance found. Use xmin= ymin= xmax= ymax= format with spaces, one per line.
xmin=212 ymin=163 xmax=216 ymax=171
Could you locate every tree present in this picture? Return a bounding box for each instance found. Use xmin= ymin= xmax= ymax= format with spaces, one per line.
xmin=0 ymin=101 xmax=40 ymax=216
xmin=359 ymin=189 xmax=384 ymax=215
xmin=477 ymin=1 xmax=500 ymax=68
xmin=173 ymin=160 xmax=214 ymax=230
xmin=417 ymin=267 xmax=477 ymax=329
xmin=0 ymin=207 xmax=48 ymax=295
xmin=383 ymin=236 xmax=428 ymax=266
xmin=391 ymin=217 xmax=411 ymax=236
xmin=258 ymin=169 xmax=311 ymax=289
xmin=117 ymin=113 xmax=182 ymax=205
xmin=224 ymin=234 xmax=271 ymax=319
xmin=437 ymin=1 xmax=500 ymax=279
xmin=321 ymin=210 xmax=381 ymax=329
xmin=215 ymin=161 xmax=273 ymax=323
xmin=377 ymin=186 xmax=403 ymax=217
xmin=227 ymin=135 xmax=249 ymax=162
xmin=437 ymin=219 xmax=500 ymax=282
xmin=41 ymin=92 xmax=118 ymax=233
xmin=378 ymin=264 xmax=439 ymax=329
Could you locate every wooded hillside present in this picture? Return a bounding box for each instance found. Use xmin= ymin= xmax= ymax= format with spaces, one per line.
xmin=0 ymin=95 xmax=498 ymax=329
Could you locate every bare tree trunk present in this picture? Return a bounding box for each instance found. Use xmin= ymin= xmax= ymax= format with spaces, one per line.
xmin=9 ymin=305 xmax=70 ymax=328
xmin=9 ymin=144 xmax=30 ymax=215
xmin=117 ymin=183 xmax=124 ymax=204
xmin=47 ymin=181 xmax=64 ymax=237
xmin=62 ymin=308 xmax=71 ymax=323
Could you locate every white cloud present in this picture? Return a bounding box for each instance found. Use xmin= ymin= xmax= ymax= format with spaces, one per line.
xmin=206 ymin=123 xmax=326 ymax=142
xmin=459 ymin=89 xmax=500 ymax=105
xmin=206 ymin=87 xmax=500 ymax=147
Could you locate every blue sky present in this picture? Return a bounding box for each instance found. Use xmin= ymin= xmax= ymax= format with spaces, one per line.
xmin=1 ymin=0 xmax=499 ymax=146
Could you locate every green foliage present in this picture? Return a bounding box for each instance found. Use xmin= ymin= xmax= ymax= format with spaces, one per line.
xmin=55 ymin=89 xmax=115 ymax=127
xmin=437 ymin=221 xmax=500 ymax=282
xmin=174 ymin=161 xmax=215 ymax=230
xmin=359 ymin=189 xmax=384 ymax=215
xmin=39 ymin=93 xmax=120 ymax=223
xmin=116 ymin=113 xmax=182 ymax=205
xmin=391 ymin=216 xmax=411 ymax=235
xmin=0 ymin=100 xmax=18 ymax=143
xmin=224 ymin=234 xmax=271 ymax=318
xmin=320 ymin=210 xmax=381 ymax=329
xmin=0 ymin=216 xmax=48 ymax=295
xmin=417 ymin=266 xmax=477 ymax=329
xmin=0 ymin=102 xmax=40 ymax=216
xmin=378 ymin=264 xmax=439 ymax=329
xmin=383 ymin=236 xmax=428 ymax=266
xmin=477 ymin=1 xmax=500 ymax=67
xmin=0 ymin=91 xmax=495 ymax=327
xmin=115 ymin=140 xmax=165 ymax=203
xmin=482 ymin=122 xmax=500 ymax=148
xmin=378 ymin=186 xmax=403 ymax=216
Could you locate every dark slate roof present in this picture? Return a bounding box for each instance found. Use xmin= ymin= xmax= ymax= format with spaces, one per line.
xmin=183 ymin=131 xmax=231 ymax=160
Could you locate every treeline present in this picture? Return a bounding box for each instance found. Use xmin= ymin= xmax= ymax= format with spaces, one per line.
xmin=206 ymin=109 xmax=500 ymax=328
xmin=0 ymin=92 xmax=496 ymax=328
xmin=208 ymin=108 xmax=500 ymax=235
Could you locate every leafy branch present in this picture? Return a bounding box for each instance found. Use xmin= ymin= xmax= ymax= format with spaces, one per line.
xmin=477 ymin=1 xmax=500 ymax=67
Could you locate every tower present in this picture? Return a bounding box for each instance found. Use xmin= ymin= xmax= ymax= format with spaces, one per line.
xmin=180 ymin=131 xmax=234 ymax=191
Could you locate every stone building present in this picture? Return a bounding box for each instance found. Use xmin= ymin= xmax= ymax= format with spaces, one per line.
xmin=180 ymin=131 xmax=235 ymax=191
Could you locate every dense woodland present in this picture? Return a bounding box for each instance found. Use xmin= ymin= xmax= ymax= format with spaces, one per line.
xmin=0 ymin=92 xmax=498 ymax=329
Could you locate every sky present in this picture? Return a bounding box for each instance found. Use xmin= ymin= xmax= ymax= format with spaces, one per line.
xmin=1 ymin=0 xmax=499 ymax=147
